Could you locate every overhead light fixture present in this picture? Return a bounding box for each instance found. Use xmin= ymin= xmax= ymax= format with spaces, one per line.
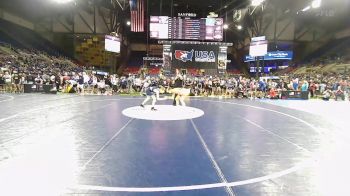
xmin=251 ymin=0 xmax=265 ymax=6
xmin=237 ymin=25 xmax=242 ymax=30
xmin=126 ymin=21 xmax=131 ymax=26
xmin=223 ymin=24 xmax=229 ymax=29
xmin=52 ymin=0 xmax=73 ymax=3
xmin=311 ymin=0 xmax=321 ymax=8
xmin=302 ymin=6 xmax=311 ymax=12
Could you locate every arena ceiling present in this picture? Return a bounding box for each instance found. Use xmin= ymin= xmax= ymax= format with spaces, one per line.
xmin=0 ymin=0 xmax=249 ymax=21
xmin=0 ymin=0 xmax=311 ymax=22
xmin=0 ymin=0 xmax=349 ymax=44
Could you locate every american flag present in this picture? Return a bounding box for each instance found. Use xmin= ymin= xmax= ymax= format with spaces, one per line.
xmin=129 ymin=0 xmax=144 ymax=32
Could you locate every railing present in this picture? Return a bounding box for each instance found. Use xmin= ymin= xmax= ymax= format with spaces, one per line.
xmin=0 ymin=84 xmax=23 ymax=93
xmin=281 ymin=90 xmax=309 ymax=100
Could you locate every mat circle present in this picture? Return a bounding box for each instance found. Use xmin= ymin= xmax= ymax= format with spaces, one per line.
xmin=122 ymin=105 xmax=204 ymax=120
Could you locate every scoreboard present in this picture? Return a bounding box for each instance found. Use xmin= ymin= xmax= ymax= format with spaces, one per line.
xmin=104 ymin=35 xmax=120 ymax=53
xmin=150 ymin=16 xmax=223 ymax=41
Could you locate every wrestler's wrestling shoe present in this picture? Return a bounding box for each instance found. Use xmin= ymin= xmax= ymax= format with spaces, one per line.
xmin=151 ymin=107 xmax=157 ymax=111
xmin=140 ymin=104 xmax=145 ymax=108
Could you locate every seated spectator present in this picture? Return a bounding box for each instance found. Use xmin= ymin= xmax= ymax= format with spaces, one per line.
xmin=97 ymin=79 xmax=106 ymax=94
xmin=335 ymin=86 xmax=345 ymax=101
xmin=66 ymin=80 xmax=77 ymax=93
xmin=322 ymin=89 xmax=332 ymax=101
xmin=269 ymin=87 xmax=278 ymax=99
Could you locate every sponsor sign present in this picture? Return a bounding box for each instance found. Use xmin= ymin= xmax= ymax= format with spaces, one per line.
xmin=251 ymin=36 xmax=266 ymax=42
xmin=244 ymin=51 xmax=293 ymax=62
xmin=171 ymin=45 xmax=218 ymax=69
xmin=263 ymin=51 xmax=293 ymax=60
xmin=218 ymin=46 xmax=227 ymax=70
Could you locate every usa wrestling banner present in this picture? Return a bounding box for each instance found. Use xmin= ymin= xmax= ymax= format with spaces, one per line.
xmin=171 ymin=45 xmax=219 ymax=69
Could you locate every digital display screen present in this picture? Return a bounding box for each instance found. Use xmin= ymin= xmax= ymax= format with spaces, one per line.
xmin=249 ymin=40 xmax=268 ymax=57
xmin=150 ymin=16 xmax=223 ymax=41
xmin=105 ymin=35 xmax=120 ymax=53
xmin=150 ymin=16 xmax=169 ymax=39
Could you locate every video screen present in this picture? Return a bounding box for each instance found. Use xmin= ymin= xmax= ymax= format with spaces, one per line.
xmin=105 ymin=35 xmax=121 ymax=53
xmin=249 ymin=40 xmax=268 ymax=57
xmin=150 ymin=16 xmax=223 ymax=41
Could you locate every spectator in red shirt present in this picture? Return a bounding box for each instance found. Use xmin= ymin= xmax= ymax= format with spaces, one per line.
xmin=309 ymin=81 xmax=317 ymax=98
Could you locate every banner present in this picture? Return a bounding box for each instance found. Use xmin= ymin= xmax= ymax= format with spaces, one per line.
xmin=251 ymin=36 xmax=266 ymax=42
xmin=171 ymin=45 xmax=219 ymax=69
xmin=162 ymin=45 xmax=172 ymax=69
xmin=244 ymin=55 xmax=255 ymax=62
xmin=218 ymin=46 xmax=227 ymax=70
xmin=244 ymin=51 xmax=293 ymax=62
xmin=263 ymin=51 xmax=293 ymax=60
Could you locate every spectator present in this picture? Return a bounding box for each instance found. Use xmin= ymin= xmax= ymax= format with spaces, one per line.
xmin=292 ymin=78 xmax=299 ymax=90
xmin=34 ymin=74 xmax=42 ymax=92
xmin=12 ymin=69 xmax=20 ymax=93
xmin=0 ymin=73 xmax=5 ymax=91
xmin=301 ymin=80 xmax=309 ymax=92
xmin=335 ymin=86 xmax=345 ymax=101
xmin=323 ymin=89 xmax=332 ymax=101
xmin=309 ymin=81 xmax=317 ymax=98
xmin=4 ymin=71 xmax=12 ymax=92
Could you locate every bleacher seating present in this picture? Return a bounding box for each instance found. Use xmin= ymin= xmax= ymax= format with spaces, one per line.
xmin=227 ymin=69 xmax=241 ymax=74
xmin=304 ymin=37 xmax=350 ymax=63
xmin=124 ymin=67 xmax=140 ymax=74
xmin=76 ymin=37 xmax=105 ymax=66
xmin=0 ymin=19 xmax=66 ymax=57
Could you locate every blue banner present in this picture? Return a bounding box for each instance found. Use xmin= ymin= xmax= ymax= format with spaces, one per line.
xmin=244 ymin=55 xmax=255 ymax=62
xmin=264 ymin=51 xmax=293 ymax=60
xmin=244 ymin=51 xmax=293 ymax=62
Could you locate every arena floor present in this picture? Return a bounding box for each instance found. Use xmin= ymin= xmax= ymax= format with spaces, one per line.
xmin=0 ymin=94 xmax=350 ymax=196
